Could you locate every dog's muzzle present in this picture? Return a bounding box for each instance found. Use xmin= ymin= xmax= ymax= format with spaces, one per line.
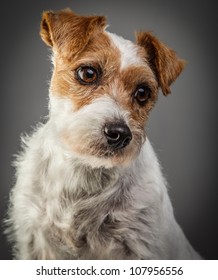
xmin=104 ymin=123 xmax=132 ymax=150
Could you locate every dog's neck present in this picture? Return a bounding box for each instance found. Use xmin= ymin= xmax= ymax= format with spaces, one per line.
xmin=64 ymin=160 xmax=121 ymax=199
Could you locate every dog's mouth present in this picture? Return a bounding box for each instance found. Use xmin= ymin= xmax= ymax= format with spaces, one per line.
xmin=102 ymin=147 xmax=126 ymax=158
xmin=87 ymin=140 xmax=128 ymax=158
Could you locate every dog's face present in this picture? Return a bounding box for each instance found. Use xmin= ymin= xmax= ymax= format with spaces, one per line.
xmin=40 ymin=9 xmax=184 ymax=168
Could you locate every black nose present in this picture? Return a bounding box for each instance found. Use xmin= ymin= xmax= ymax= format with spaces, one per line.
xmin=104 ymin=123 xmax=132 ymax=150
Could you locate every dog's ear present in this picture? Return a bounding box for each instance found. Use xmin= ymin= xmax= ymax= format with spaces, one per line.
xmin=136 ymin=31 xmax=185 ymax=95
xmin=40 ymin=8 xmax=106 ymax=59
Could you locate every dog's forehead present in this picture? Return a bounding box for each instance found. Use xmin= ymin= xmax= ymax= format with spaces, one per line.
xmin=106 ymin=31 xmax=146 ymax=69
xmin=74 ymin=30 xmax=148 ymax=72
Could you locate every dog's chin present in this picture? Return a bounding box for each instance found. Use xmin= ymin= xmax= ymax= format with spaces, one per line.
xmin=82 ymin=154 xmax=136 ymax=169
xmin=67 ymin=145 xmax=141 ymax=169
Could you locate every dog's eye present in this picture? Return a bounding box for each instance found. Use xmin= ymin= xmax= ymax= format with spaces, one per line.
xmin=76 ymin=66 xmax=98 ymax=85
xmin=134 ymin=85 xmax=151 ymax=105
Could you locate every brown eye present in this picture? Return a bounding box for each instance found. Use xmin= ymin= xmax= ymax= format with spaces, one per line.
xmin=134 ymin=85 xmax=151 ymax=105
xmin=76 ymin=66 xmax=99 ymax=85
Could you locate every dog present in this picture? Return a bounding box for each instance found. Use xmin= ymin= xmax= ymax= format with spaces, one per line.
xmin=5 ymin=8 xmax=201 ymax=259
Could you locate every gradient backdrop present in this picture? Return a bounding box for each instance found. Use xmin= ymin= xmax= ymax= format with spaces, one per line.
xmin=0 ymin=0 xmax=217 ymax=260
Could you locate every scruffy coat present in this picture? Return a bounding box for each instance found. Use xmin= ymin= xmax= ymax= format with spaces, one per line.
xmin=5 ymin=9 xmax=201 ymax=260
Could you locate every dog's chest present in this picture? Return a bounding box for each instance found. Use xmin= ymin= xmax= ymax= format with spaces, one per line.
xmin=45 ymin=199 xmax=154 ymax=259
xmin=41 ymin=171 xmax=159 ymax=260
xmin=36 ymin=152 xmax=163 ymax=259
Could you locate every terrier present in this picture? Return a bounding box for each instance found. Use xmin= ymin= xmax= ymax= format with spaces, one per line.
xmin=6 ymin=8 xmax=201 ymax=259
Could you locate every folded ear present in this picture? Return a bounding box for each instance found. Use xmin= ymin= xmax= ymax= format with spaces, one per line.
xmin=136 ymin=31 xmax=186 ymax=95
xmin=40 ymin=8 xmax=106 ymax=59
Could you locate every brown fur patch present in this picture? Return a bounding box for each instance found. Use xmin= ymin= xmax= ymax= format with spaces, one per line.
xmin=49 ymin=31 xmax=121 ymax=111
xmin=136 ymin=31 xmax=185 ymax=95
xmin=40 ymin=8 xmax=106 ymax=60
xmin=117 ymin=65 xmax=158 ymax=122
xmin=50 ymin=31 xmax=158 ymax=121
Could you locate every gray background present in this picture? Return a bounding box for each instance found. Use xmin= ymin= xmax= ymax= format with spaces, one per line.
xmin=0 ymin=0 xmax=217 ymax=259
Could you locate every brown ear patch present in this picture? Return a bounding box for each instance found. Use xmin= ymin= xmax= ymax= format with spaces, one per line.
xmin=40 ymin=8 xmax=106 ymax=60
xmin=136 ymin=31 xmax=186 ymax=95
xmin=40 ymin=12 xmax=55 ymax=47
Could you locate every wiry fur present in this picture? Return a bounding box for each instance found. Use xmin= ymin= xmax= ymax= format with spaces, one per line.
xmin=5 ymin=9 xmax=201 ymax=259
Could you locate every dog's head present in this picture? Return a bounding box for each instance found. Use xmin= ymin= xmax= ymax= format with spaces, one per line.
xmin=40 ymin=8 xmax=185 ymax=168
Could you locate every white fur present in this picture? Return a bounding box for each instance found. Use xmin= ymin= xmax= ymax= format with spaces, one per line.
xmin=107 ymin=32 xmax=146 ymax=69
